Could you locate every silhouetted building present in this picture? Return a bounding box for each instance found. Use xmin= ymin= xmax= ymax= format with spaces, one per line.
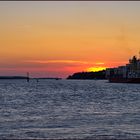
xmin=106 ymin=55 xmax=140 ymax=83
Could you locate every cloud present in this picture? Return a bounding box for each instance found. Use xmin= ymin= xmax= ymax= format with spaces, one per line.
xmin=25 ymin=59 xmax=126 ymax=65
xmin=95 ymin=62 xmax=104 ymax=65
xmin=24 ymin=60 xmax=89 ymax=64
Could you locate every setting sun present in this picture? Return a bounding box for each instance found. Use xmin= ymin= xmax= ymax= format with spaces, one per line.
xmin=87 ymin=67 xmax=106 ymax=72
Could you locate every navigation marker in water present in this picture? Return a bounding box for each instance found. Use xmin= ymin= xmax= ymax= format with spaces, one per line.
xmin=27 ymin=72 xmax=30 ymax=82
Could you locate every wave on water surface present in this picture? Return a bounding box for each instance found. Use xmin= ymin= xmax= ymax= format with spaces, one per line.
xmin=0 ymin=79 xmax=140 ymax=139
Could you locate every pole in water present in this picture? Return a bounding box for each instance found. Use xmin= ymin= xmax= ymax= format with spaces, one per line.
xmin=27 ymin=72 xmax=30 ymax=82
xmin=36 ymin=78 xmax=39 ymax=82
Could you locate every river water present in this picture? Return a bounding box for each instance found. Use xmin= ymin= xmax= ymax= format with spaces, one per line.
xmin=0 ymin=79 xmax=140 ymax=139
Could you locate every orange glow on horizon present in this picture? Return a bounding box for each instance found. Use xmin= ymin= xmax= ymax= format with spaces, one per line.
xmin=95 ymin=62 xmax=105 ymax=65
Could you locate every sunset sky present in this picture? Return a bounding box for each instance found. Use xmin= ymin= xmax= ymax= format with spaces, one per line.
xmin=1 ymin=1 xmax=140 ymax=78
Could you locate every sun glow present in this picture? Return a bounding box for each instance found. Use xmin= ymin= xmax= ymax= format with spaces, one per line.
xmin=87 ymin=67 xmax=106 ymax=72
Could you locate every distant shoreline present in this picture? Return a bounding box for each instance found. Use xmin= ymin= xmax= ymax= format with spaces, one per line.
xmin=34 ymin=78 xmax=62 ymax=80
xmin=0 ymin=76 xmax=62 ymax=80
xmin=0 ymin=76 xmax=28 ymax=79
xmin=67 ymin=70 xmax=106 ymax=80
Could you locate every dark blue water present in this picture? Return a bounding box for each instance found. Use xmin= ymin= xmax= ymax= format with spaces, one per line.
xmin=0 ymin=79 xmax=140 ymax=139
